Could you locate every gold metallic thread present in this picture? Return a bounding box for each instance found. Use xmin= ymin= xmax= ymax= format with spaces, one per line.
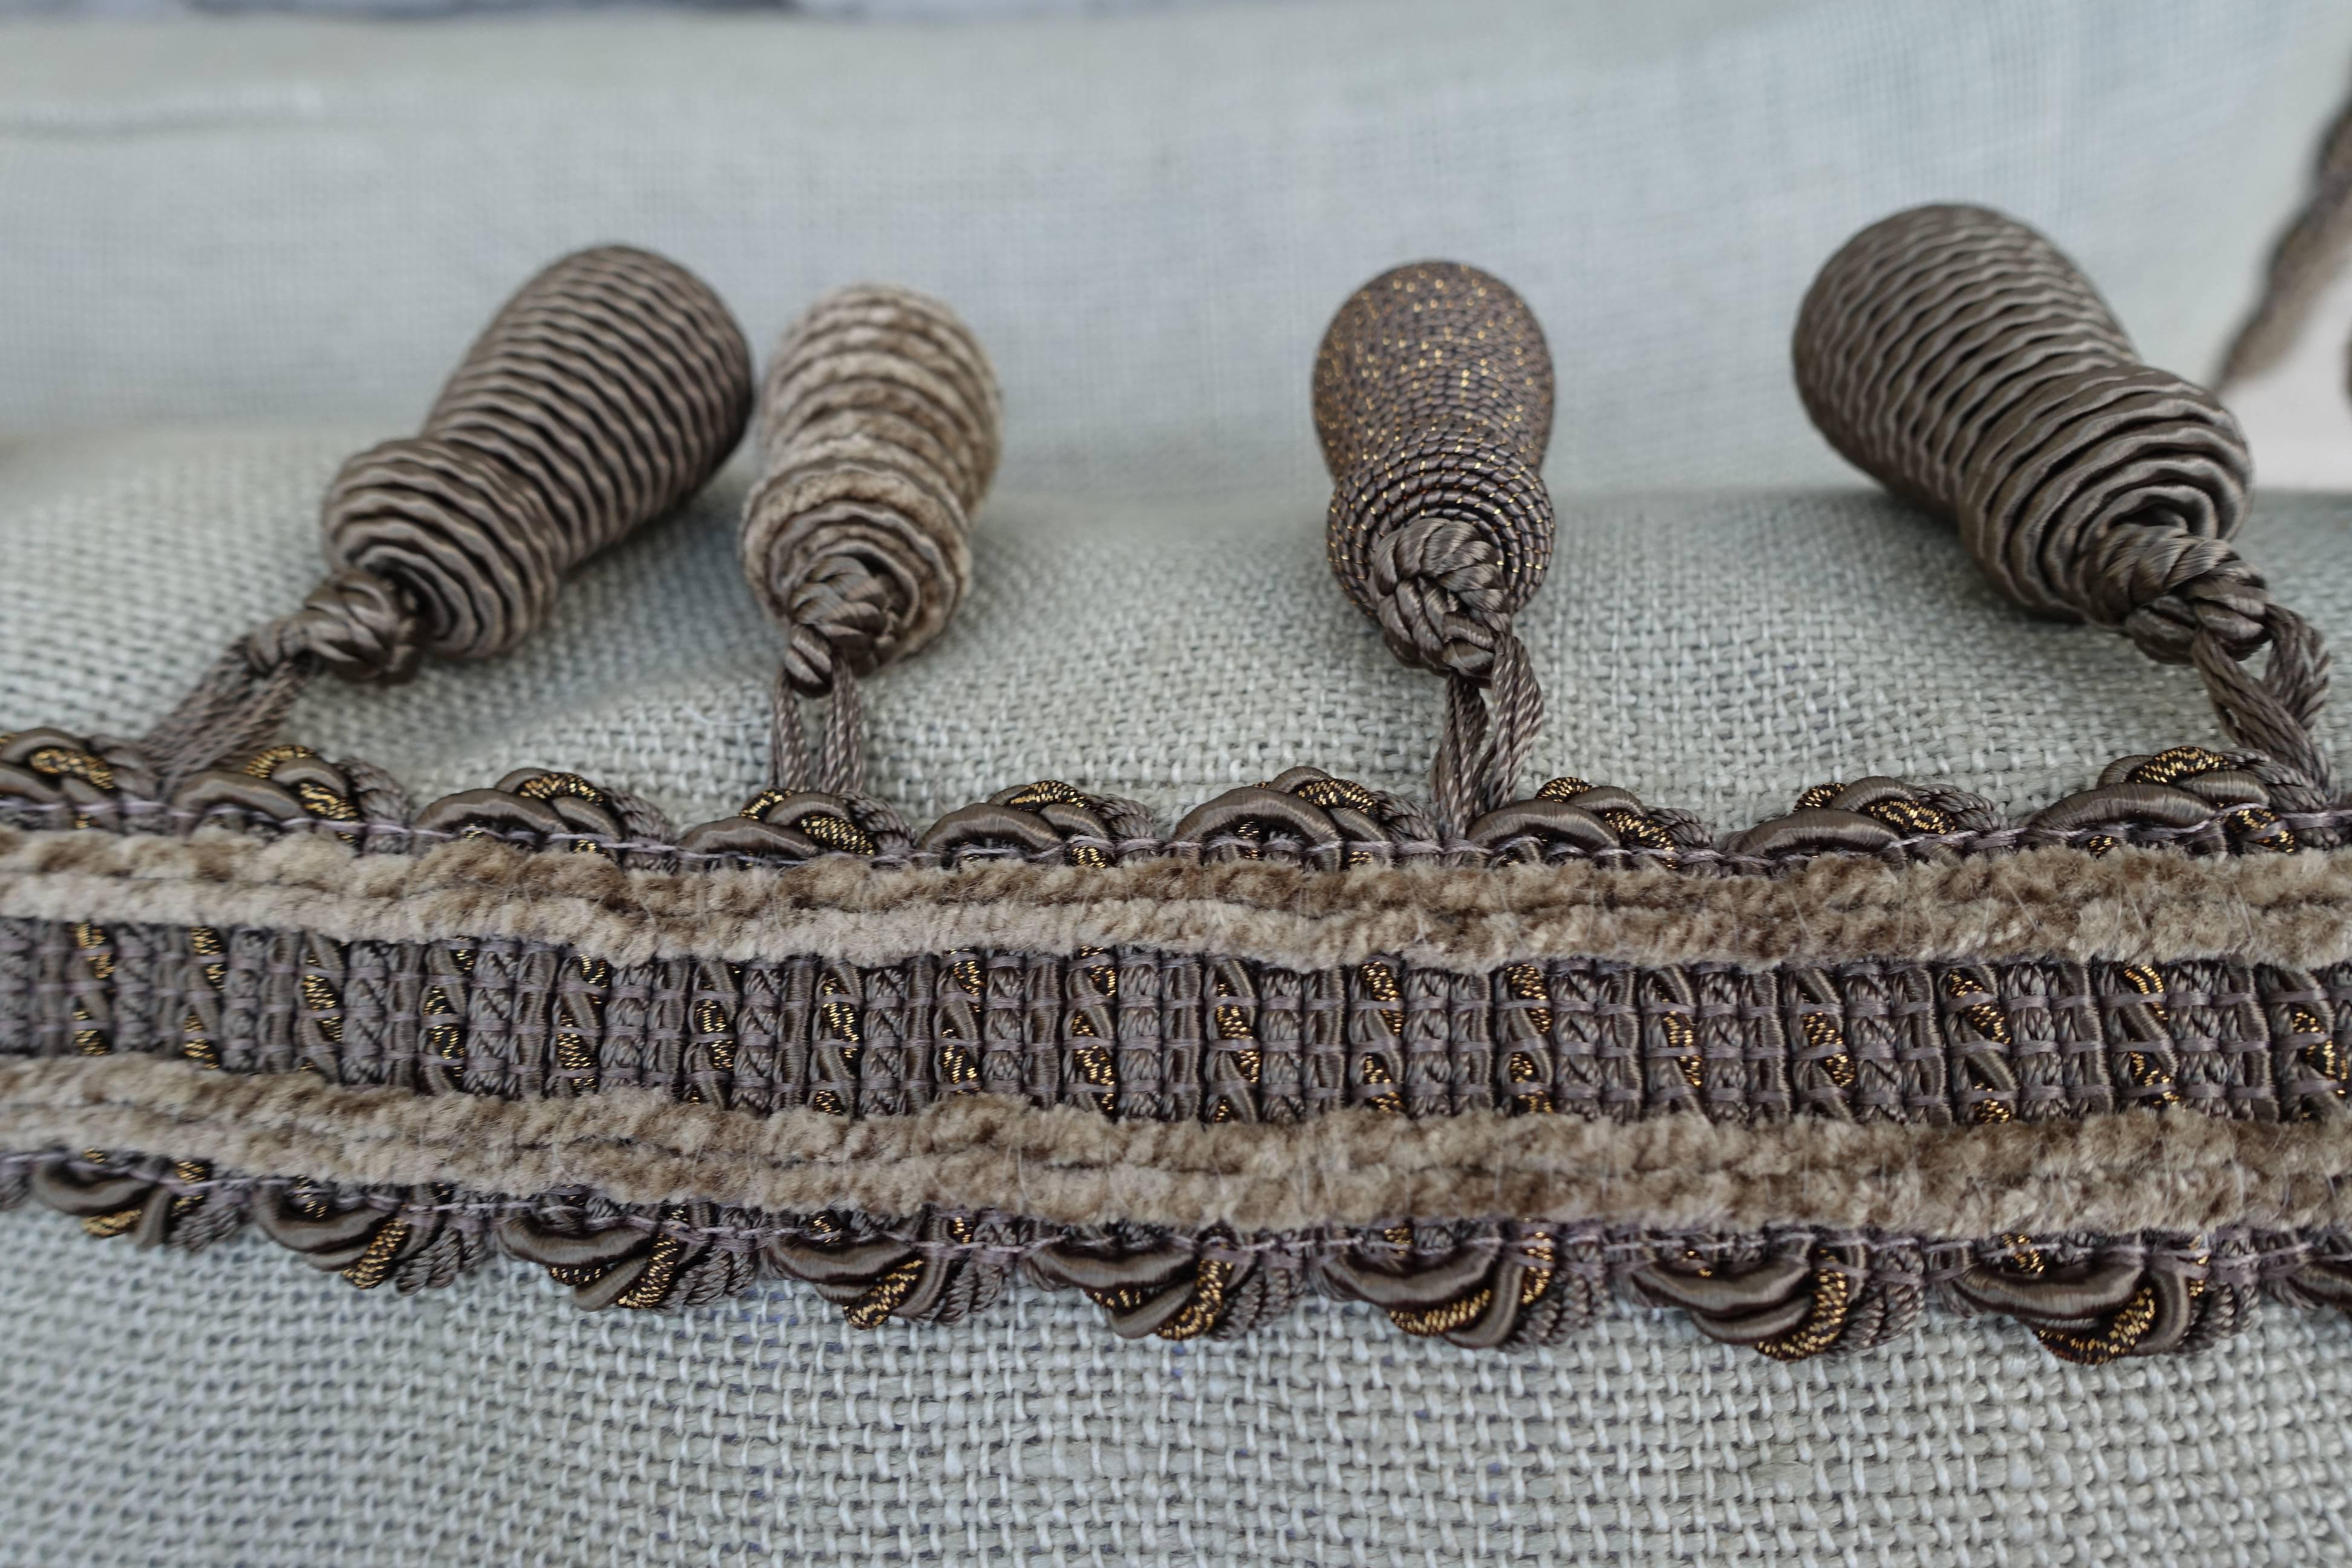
xmin=72 ymin=921 xmax=114 ymax=981
xmin=1943 ymin=972 xmax=2013 ymax=1044
xmin=1152 ymin=1257 xmax=1234 ymax=1341
xmin=1799 ymin=1011 xmax=1857 ymax=1089
xmin=515 ymin=771 xmax=605 ymax=804
xmin=1068 ymin=944 xmax=1119 ymax=1105
xmin=1390 ymin=1289 xmax=1494 ymax=1338
xmin=2115 ymin=966 xmax=2181 ymax=1105
xmin=1519 ymin=1232 xmax=1558 ymax=1307
xmin=1079 ymin=947 xmax=1117 ymax=998
xmin=70 ymin=921 xmax=111 ymax=1056
xmin=2120 ymin=964 xmax=2171 ymax=1023
xmin=2033 ymin=1284 xmax=2159 ymax=1365
xmin=27 ymin=745 xmax=114 ymax=793
xmin=2131 ymin=746 xmax=2229 ymax=786
xmin=818 ymin=973 xmax=861 ymax=1044
xmin=512 ymin=772 xmax=615 ymax=857
xmin=299 ymin=962 xmax=345 ymax=1047
xmin=554 ymin=955 xmax=607 ymax=1083
xmin=293 ymin=780 xmax=360 ymax=821
xmin=1287 ymin=776 xmax=1377 ymax=814
xmin=2229 ymin=805 xmax=2296 ymax=851
xmin=845 ymin=1258 xmax=927 ymax=1329
xmin=2125 ymin=1050 xmax=2183 ymax=1106
xmin=1754 ymin=1264 xmax=1854 ymax=1362
xmin=734 ymin=789 xmax=880 ymax=855
xmin=1361 ymin=961 xmax=1405 ymax=1034
xmin=1941 ymin=972 xmax=2020 ymax=1121
xmin=425 ymin=952 xmax=471 ymax=1069
xmin=167 ymin=1159 xmax=209 ymax=1220
xmin=547 ymin=1260 xmax=618 ymax=1287
xmin=2293 ymin=1004 xmax=2348 ymax=1105
xmin=180 ymin=926 xmax=225 ymax=1068
xmin=1662 ymin=1011 xmax=1703 ymax=1094
xmin=1004 ymin=780 xmax=1088 ymax=808
xmin=1601 ymin=807 xmax=1673 ymax=852
xmin=240 ymin=743 xmax=313 ymax=777
xmin=1504 ymin=962 xmax=1553 ymax=1036
xmin=812 ymin=970 xmax=861 ymax=1114
xmin=339 ymin=1221 xmax=411 ymax=1290
xmin=612 ymin=1231 xmax=690 ymax=1310
xmin=693 ymin=996 xmax=736 ymax=1073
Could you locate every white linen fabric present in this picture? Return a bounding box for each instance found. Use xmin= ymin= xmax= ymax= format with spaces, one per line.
xmin=7 ymin=4 xmax=2352 ymax=1564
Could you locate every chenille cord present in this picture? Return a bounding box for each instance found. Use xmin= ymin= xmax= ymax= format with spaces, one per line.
xmin=1313 ymin=261 xmax=1558 ymax=832
xmin=143 ymin=246 xmax=754 ymax=788
xmin=740 ymin=285 xmax=1003 ymax=795
xmin=1794 ymin=203 xmax=2334 ymax=800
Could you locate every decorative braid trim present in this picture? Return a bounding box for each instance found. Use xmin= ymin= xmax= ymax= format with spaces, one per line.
xmin=0 ymin=1109 xmax=2339 ymax=1359
xmin=7 ymin=901 xmax=2352 ymax=1125
xmin=2 ymin=731 xmax=2341 ymax=880
xmin=6 ymin=740 xmax=2352 ymax=1356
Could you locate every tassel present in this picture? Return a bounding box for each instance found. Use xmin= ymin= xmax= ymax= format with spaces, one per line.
xmin=143 ymin=245 xmax=753 ymax=788
xmin=1794 ymin=203 xmax=2333 ymax=799
xmin=1312 ymin=261 xmax=1559 ymax=832
xmin=740 ymin=284 xmax=1003 ymax=795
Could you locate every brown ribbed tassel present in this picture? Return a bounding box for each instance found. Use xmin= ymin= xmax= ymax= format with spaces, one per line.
xmin=143 ymin=245 xmax=754 ymax=788
xmin=1313 ymin=260 xmax=1558 ymax=832
xmin=740 ymin=284 xmax=1003 ymax=795
xmin=1794 ymin=203 xmax=2333 ymax=799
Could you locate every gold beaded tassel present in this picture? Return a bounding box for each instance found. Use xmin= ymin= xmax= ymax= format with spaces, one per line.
xmin=1312 ymin=261 xmax=1560 ymax=832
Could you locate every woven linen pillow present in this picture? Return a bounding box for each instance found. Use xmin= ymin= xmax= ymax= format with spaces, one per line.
xmin=8 ymin=4 xmax=2352 ymax=1566
xmin=7 ymin=441 xmax=2352 ymax=1564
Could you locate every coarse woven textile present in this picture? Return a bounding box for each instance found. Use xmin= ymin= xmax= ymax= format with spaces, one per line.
xmin=6 ymin=427 xmax=2350 ymax=835
xmin=4 ymin=0 xmax=2351 ymax=497
xmin=10 ymin=4 xmax=2352 ymax=1560
xmin=7 ymin=439 xmax=2352 ymax=1563
xmin=5 ymin=1212 xmax=2352 ymax=1566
